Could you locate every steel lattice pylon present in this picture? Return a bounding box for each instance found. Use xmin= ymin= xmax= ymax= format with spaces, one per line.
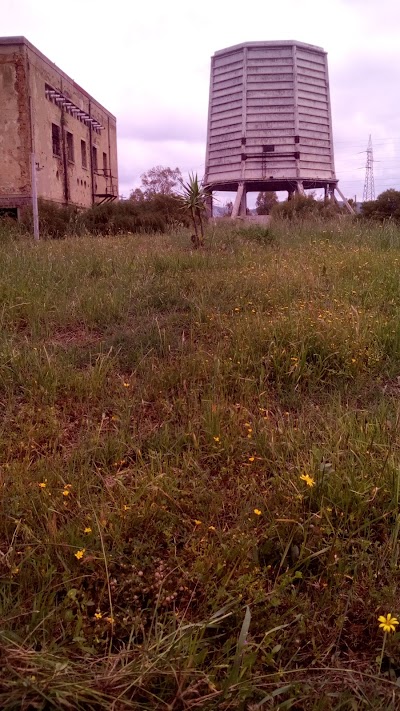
xmin=363 ymin=135 xmax=375 ymax=201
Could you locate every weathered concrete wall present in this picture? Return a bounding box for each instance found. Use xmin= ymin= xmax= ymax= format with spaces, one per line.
xmin=0 ymin=37 xmax=118 ymax=210
xmin=0 ymin=43 xmax=31 ymax=207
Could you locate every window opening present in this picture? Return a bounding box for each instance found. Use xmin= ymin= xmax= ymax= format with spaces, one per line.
xmin=81 ymin=140 xmax=87 ymax=168
xmin=52 ymin=124 xmax=61 ymax=157
xmin=66 ymin=131 xmax=74 ymax=163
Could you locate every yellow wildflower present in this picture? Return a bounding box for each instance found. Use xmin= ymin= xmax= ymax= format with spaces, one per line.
xmin=194 ymin=519 xmax=202 ymax=526
xmin=123 ymin=382 xmax=130 ymax=388
xmin=94 ymin=611 xmax=102 ymax=620
xmin=123 ymin=505 xmax=131 ymax=511
xmin=74 ymin=549 xmax=85 ymax=560
xmin=62 ymin=489 xmax=70 ymax=496
xmin=106 ymin=616 xmax=115 ymax=624
xmin=253 ymin=509 xmax=262 ymax=516
xmin=84 ymin=527 xmax=92 ymax=534
xmin=300 ymin=473 xmax=315 ymax=488
xmin=378 ymin=614 xmax=399 ymax=633
xmin=248 ymin=456 xmax=255 ymax=462
xmin=39 ymin=481 xmax=47 ymax=489
xmin=213 ymin=436 xmax=220 ymax=443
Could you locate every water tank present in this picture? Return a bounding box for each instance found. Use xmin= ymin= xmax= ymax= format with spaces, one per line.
xmin=204 ymin=41 xmax=341 ymax=213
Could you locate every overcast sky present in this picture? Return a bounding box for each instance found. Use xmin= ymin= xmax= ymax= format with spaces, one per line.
xmin=3 ymin=0 xmax=400 ymax=202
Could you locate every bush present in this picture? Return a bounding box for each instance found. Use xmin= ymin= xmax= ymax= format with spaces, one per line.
xmin=361 ymin=190 xmax=400 ymax=221
xmin=81 ymin=201 xmax=166 ymax=235
xmin=0 ymin=216 xmax=27 ymax=241
xmin=20 ymin=195 xmax=191 ymax=239
xmin=20 ymin=200 xmax=81 ymax=239
xmin=271 ymin=194 xmax=342 ymax=220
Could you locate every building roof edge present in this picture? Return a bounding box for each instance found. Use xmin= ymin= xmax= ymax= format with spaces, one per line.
xmin=0 ymin=36 xmax=116 ymax=120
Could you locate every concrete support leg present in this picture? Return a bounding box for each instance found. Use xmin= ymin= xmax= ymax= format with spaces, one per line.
xmin=231 ymin=182 xmax=246 ymax=218
xmin=288 ymin=189 xmax=295 ymax=201
xmin=239 ymin=187 xmax=247 ymax=216
xmin=335 ymin=185 xmax=355 ymax=214
xmin=205 ymin=191 xmax=213 ymax=219
xmin=296 ymin=181 xmax=305 ymax=196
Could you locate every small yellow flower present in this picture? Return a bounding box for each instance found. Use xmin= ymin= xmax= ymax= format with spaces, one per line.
xmin=106 ymin=616 xmax=115 ymax=624
xmin=84 ymin=527 xmax=92 ymax=534
xmin=208 ymin=525 xmax=216 ymax=531
xmin=378 ymin=613 xmax=399 ymax=633
xmin=62 ymin=489 xmax=70 ymax=496
xmin=253 ymin=508 xmax=262 ymax=516
xmin=300 ymin=473 xmax=315 ymax=488
xmin=123 ymin=382 xmax=130 ymax=388
xmin=11 ymin=566 xmax=19 ymax=575
xmin=94 ymin=611 xmax=102 ymax=620
xmin=74 ymin=549 xmax=85 ymax=560
xmin=123 ymin=505 xmax=131 ymax=511
xmin=194 ymin=519 xmax=202 ymax=526
xmin=213 ymin=436 xmax=220 ymax=443
xmin=39 ymin=481 xmax=47 ymax=489
xmin=248 ymin=456 xmax=255 ymax=462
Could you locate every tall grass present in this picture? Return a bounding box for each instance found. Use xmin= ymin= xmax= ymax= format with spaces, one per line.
xmin=1 ymin=217 xmax=400 ymax=708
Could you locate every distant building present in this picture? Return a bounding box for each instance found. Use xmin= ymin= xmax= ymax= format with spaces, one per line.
xmin=0 ymin=36 xmax=118 ymax=216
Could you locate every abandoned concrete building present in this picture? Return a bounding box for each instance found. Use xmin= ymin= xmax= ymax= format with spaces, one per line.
xmin=0 ymin=36 xmax=118 ymax=216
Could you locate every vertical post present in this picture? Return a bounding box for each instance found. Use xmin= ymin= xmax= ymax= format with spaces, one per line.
xmin=205 ymin=190 xmax=213 ymax=219
xmin=31 ymin=153 xmax=39 ymax=241
xmin=89 ymin=99 xmax=95 ymax=205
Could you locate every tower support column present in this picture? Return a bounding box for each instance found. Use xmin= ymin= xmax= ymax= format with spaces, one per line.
xmin=231 ymin=182 xmax=247 ymax=218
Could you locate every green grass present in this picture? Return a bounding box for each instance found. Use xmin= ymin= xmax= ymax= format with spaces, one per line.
xmin=1 ymin=218 xmax=400 ymax=709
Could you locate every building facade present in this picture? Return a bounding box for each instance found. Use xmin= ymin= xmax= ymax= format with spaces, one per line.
xmin=0 ymin=36 xmax=118 ymax=215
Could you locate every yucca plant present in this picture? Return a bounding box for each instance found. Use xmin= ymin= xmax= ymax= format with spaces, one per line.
xmin=179 ymin=172 xmax=207 ymax=248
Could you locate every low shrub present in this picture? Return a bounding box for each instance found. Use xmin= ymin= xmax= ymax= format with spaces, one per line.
xmin=19 ymin=195 xmax=191 ymax=238
xmin=272 ymin=193 xmax=343 ymax=220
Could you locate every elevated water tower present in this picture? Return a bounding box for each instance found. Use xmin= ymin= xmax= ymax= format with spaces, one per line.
xmin=204 ymin=41 xmax=352 ymax=216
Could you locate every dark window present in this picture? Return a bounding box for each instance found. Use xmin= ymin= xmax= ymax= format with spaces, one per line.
xmin=66 ymin=131 xmax=74 ymax=163
xmin=262 ymin=145 xmax=275 ymax=153
xmin=92 ymin=145 xmax=98 ymax=171
xmin=81 ymin=140 xmax=87 ymax=168
xmin=52 ymin=123 xmax=61 ymax=156
xmin=102 ymin=152 xmax=107 ymax=173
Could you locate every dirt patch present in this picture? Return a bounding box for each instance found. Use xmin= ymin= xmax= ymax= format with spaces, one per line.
xmin=47 ymin=326 xmax=102 ymax=348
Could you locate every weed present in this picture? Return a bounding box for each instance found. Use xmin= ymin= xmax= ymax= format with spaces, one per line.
xmin=1 ymin=218 xmax=400 ymax=708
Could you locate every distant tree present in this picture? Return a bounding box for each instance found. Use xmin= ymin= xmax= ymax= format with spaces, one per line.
xmin=362 ymin=189 xmax=400 ymax=220
xmin=255 ymin=191 xmax=278 ymax=215
xmin=224 ymin=200 xmax=233 ymax=216
xmin=129 ymin=187 xmax=145 ymax=202
xmin=138 ymin=166 xmax=182 ymax=199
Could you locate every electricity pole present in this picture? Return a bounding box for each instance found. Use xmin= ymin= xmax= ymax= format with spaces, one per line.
xmin=363 ymin=135 xmax=375 ymax=202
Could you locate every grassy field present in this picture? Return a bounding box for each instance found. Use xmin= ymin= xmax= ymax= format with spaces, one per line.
xmin=1 ymin=217 xmax=400 ymax=709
